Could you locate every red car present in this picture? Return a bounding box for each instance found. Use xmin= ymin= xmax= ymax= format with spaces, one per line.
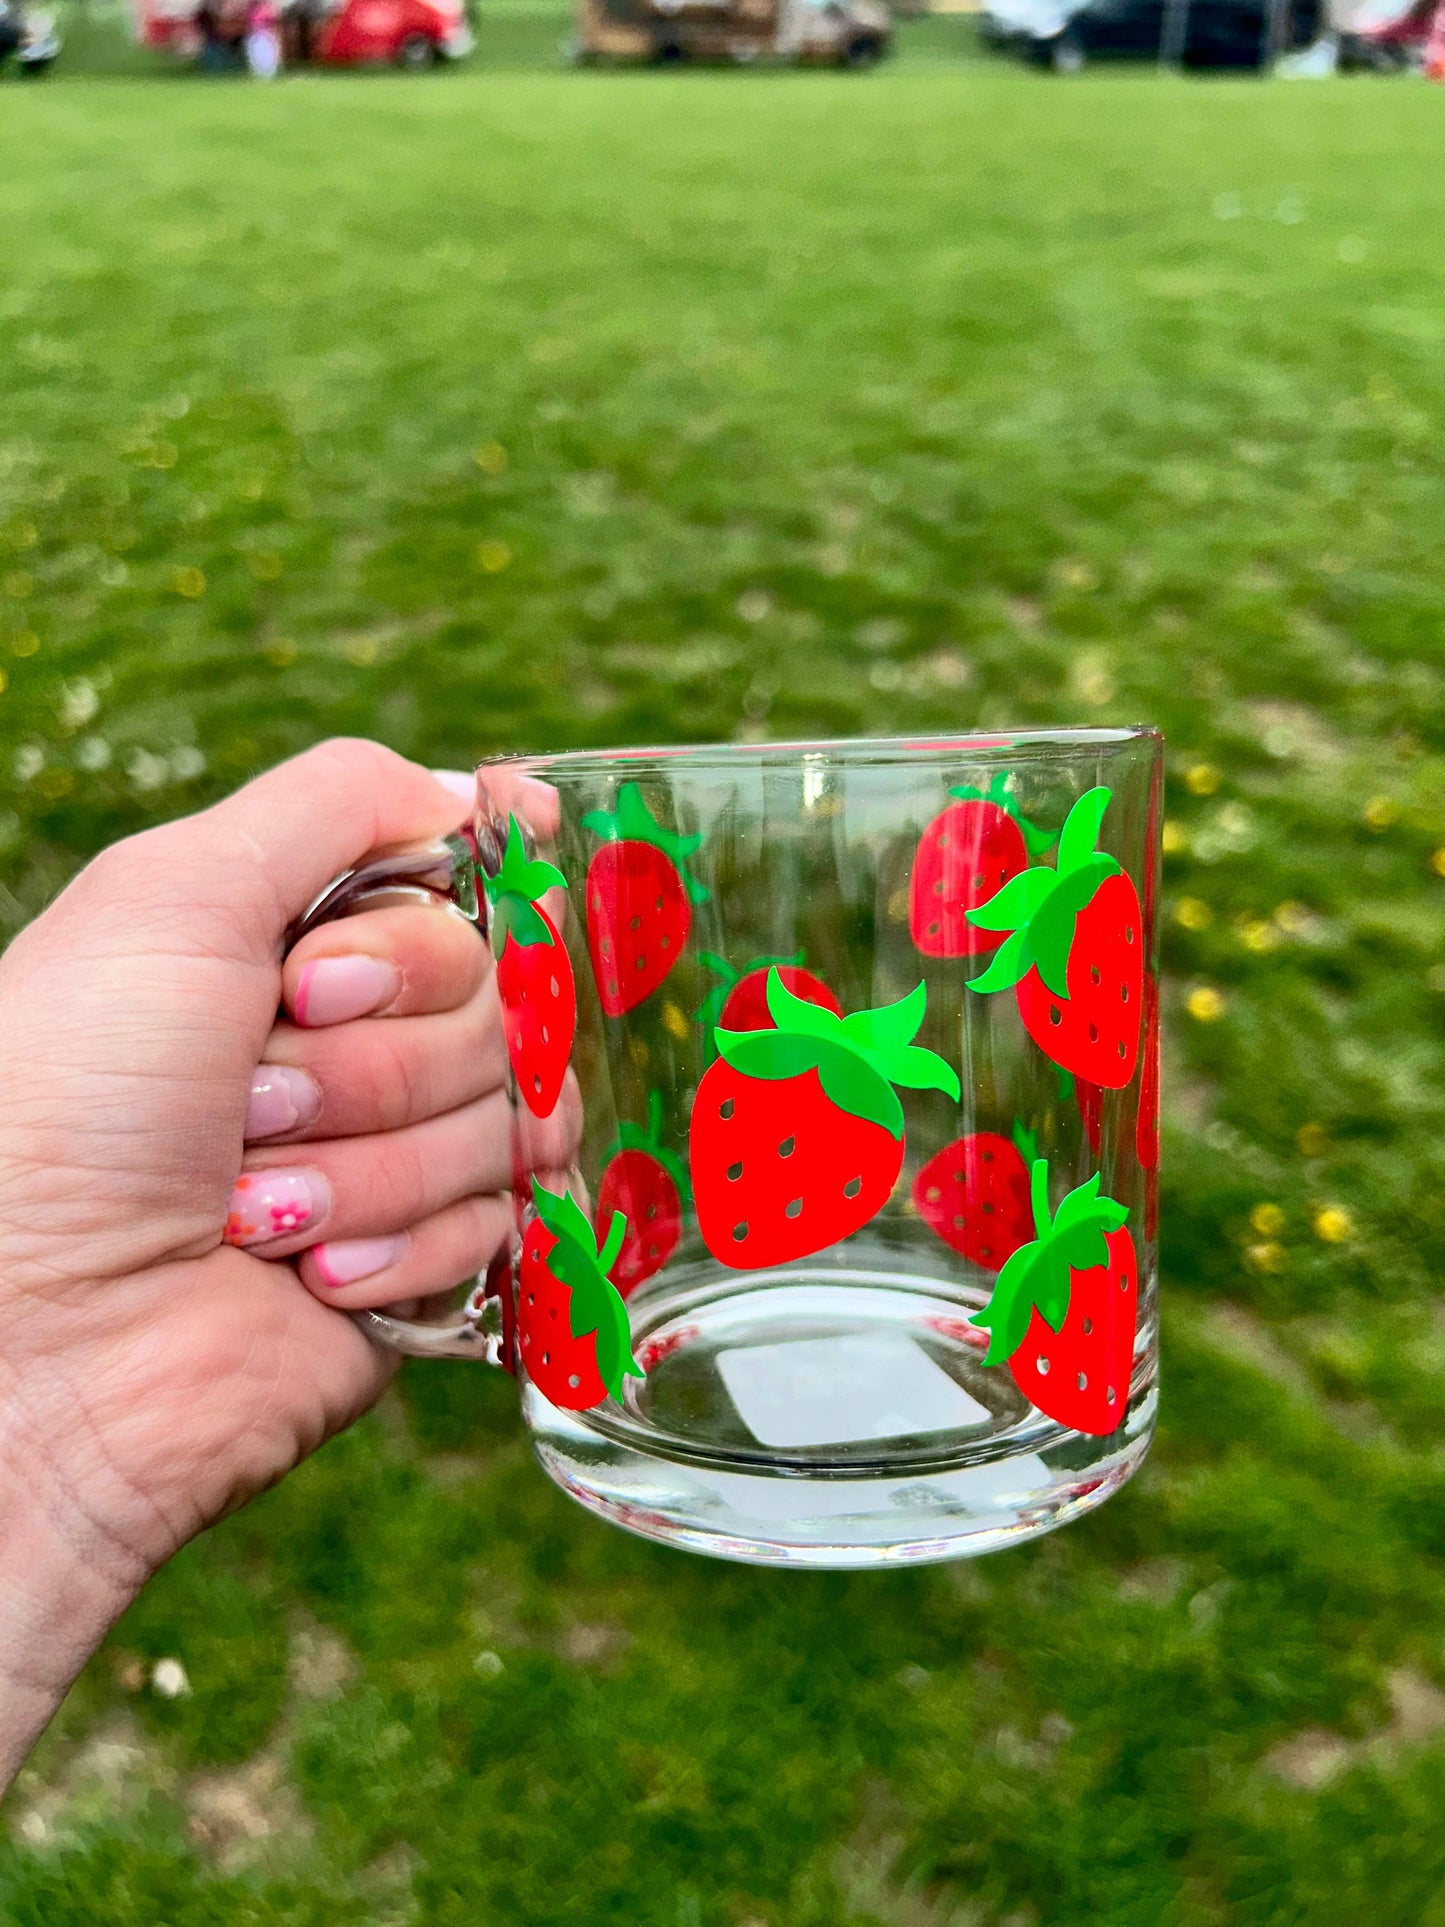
xmin=134 ymin=0 xmax=473 ymax=67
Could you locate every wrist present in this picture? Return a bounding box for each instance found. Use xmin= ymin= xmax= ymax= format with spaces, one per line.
xmin=0 ymin=1401 xmax=149 ymax=1789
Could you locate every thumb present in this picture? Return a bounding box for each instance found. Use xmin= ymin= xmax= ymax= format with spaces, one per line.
xmin=165 ymin=739 xmax=473 ymax=949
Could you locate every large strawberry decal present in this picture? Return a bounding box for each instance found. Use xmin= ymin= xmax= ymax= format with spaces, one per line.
xmin=913 ymin=1121 xmax=1038 ymax=1272
xmin=910 ymin=772 xmax=1056 ymax=959
xmin=691 ymin=970 xmax=960 ymax=1269
xmin=481 ymin=813 xmax=576 ymax=1119
xmin=965 ymin=786 xmax=1143 ymax=1089
xmin=971 ymin=1155 xmax=1136 ymax=1437
xmin=596 ymin=1089 xmax=689 ymax=1297
xmin=582 ymin=783 xmax=709 ymax=1018
xmin=694 ymin=949 xmax=842 ymax=1059
xmin=517 ymin=1183 xmax=644 ymax=1412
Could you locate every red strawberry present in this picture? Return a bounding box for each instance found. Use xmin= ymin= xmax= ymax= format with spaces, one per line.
xmin=913 ymin=1122 xmax=1037 ymax=1272
xmin=971 ymin=1155 xmax=1135 ymax=1437
xmin=691 ymin=970 xmax=960 ymax=1269
xmin=910 ymin=773 xmax=1056 ymax=959
xmin=695 ymin=949 xmax=842 ymax=1052
xmin=966 ymin=786 xmax=1144 ymax=1089
xmin=583 ymin=783 xmax=709 ymax=1017
xmin=596 ymin=1089 xmax=688 ymax=1296
xmin=481 ymin=813 xmax=575 ymax=1119
xmin=517 ymin=1184 xmax=643 ymax=1412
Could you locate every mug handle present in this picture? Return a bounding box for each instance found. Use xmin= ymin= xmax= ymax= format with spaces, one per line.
xmin=286 ymin=829 xmax=512 ymax=1366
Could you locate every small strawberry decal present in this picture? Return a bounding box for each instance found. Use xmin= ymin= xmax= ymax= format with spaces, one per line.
xmin=910 ymin=772 xmax=1056 ymax=959
xmin=597 ymin=1089 xmax=689 ymax=1296
xmin=690 ymin=970 xmax=960 ymax=1269
xmin=517 ymin=1183 xmax=644 ymax=1411
xmin=965 ymin=786 xmax=1144 ymax=1089
xmin=583 ymin=783 xmax=709 ymax=1018
xmin=694 ymin=949 xmax=842 ymax=1057
xmin=913 ymin=1121 xmax=1038 ymax=1273
xmin=972 ymin=1155 xmax=1136 ymax=1437
xmin=481 ymin=814 xmax=576 ymax=1119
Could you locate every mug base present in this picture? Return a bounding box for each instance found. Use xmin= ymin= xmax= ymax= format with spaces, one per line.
xmin=523 ymin=1266 xmax=1155 ymax=1569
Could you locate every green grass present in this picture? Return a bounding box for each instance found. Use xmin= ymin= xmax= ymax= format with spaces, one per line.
xmin=3 ymin=57 xmax=1445 ymax=1927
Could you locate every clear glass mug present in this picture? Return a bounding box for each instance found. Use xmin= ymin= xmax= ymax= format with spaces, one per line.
xmin=296 ymin=730 xmax=1162 ymax=1568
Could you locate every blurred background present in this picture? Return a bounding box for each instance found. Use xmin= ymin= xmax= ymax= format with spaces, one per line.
xmin=2 ymin=13 xmax=1445 ymax=1924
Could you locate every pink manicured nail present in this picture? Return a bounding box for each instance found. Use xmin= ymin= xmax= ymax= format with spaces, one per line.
xmin=244 ymin=1065 xmax=321 ymax=1140
xmin=224 ymin=1169 xmax=328 ymax=1247
xmin=431 ymin=768 xmax=478 ymax=808
xmin=312 ymin=1233 xmax=410 ymax=1288
xmin=293 ymin=956 xmax=400 ymax=1027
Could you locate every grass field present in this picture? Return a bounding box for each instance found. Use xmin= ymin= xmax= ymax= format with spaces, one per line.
xmin=3 ymin=49 xmax=1445 ymax=1927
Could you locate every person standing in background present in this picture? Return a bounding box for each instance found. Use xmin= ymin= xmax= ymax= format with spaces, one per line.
xmin=246 ymin=0 xmax=282 ymax=74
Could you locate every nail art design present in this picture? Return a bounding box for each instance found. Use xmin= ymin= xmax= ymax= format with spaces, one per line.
xmin=224 ymin=1170 xmax=322 ymax=1246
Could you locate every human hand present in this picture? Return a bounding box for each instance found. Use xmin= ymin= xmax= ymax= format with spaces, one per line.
xmin=0 ymin=739 xmax=574 ymax=1784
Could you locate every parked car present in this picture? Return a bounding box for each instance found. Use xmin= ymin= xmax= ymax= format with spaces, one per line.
xmin=0 ymin=0 xmax=61 ymax=71
xmin=573 ymin=0 xmax=892 ymax=66
xmin=980 ymin=0 xmax=1319 ymax=68
xmin=134 ymin=0 xmax=471 ymax=67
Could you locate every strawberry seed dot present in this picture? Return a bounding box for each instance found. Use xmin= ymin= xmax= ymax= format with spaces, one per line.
xmin=1120 ymin=1271 xmax=1130 ymax=1290
xmin=660 ymin=936 xmax=669 ymax=950
xmin=1126 ymin=925 xmax=1135 ymax=942
xmin=600 ymin=939 xmax=612 ymax=956
xmin=726 ymin=1161 xmax=743 ymax=1181
xmin=933 ymin=880 xmax=944 ymax=897
xmin=927 ymin=1185 xmax=942 ymax=1202
xmin=634 ymin=955 xmax=647 ymax=971
xmin=719 ymin=1098 xmax=735 ymax=1120
xmin=1035 ymin=1355 xmax=1050 ymax=1375
xmin=646 ymin=1203 xmax=657 ymax=1219
xmin=982 ymin=1202 xmax=994 ymax=1215
xmin=929 ymin=921 xmax=939 ymax=935
xmin=1076 ymin=1371 xmax=1088 ymax=1391
xmin=973 ymin=872 xmax=985 ymax=889
xmin=542 ymin=1351 xmax=550 ymax=1365
xmin=630 ymin=916 xmax=641 ymax=930
xmin=842 ymin=1176 xmax=862 ymax=1199
xmin=1049 ymin=1005 xmax=1062 ymax=1026
xmin=952 ymin=1214 xmax=965 ymax=1230
xmin=785 ymin=1198 xmax=803 ymax=1219
xmin=1117 ymin=1039 xmax=1127 ymax=1059
xmin=1107 ymin=1386 xmax=1117 ymax=1405
xmin=778 ymin=1136 xmax=795 ymax=1158
xmin=1082 ymin=1317 xmax=1093 ymax=1335
xmin=1090 ymin=965 xmax=1101 ymax=985
xmin=1120 ymin=983 xmax=1129 ymax=1001
xmin=732 ymin=1222 xmax=748 ymax=1242
xmin=568 ymin=1374 xmax=580 ymax=1389
xmin=938 ymin=832 xmax=950 ymax=848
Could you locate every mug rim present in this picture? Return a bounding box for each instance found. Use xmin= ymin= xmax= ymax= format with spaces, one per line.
xmin=489 ymin=725 xmax=1162 ymax=776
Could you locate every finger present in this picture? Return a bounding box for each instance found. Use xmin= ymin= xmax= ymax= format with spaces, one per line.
xmin=282 ymin=900 xmax=487 ymax=1028
xmin=516 ymin=1068 xmax=584 ymax=1173
xmin=226 ymin=1082 xmax=582 ymax=1256
xmin=246 ymin=978 xmax=507 ymax=1143
xmin=298 ymin=1194 xmax=514 ymax=1310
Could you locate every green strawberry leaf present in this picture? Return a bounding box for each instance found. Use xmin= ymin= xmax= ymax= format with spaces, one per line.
xmin=597 ymin=1210 xmax=627 ymax=1275
xmin=715 ymin=1027 xmax=828 ymax=1082
xmin=963 ymin=867 xmax=1057 ymax=934
xmin=1028 ymin=853 xmax=1122 ymax=998
xmin=767 ymin=969 xmax=848 ymax=1043
xmin=839 ymin=979 xmax=925 ymax=1052
xmin=813 ymin=1046 xmax=904 ymax=1139
xmin=965 ymin=927 xmax=1033 ymax=994
xmin=1056 ymin=786 xmax=1113 ymax=877
xmin=970 ymin=1155 xmax=1129 ymax=1368
xmin=482 ymin=814 xmax=567 ymax=960
xmin=532 ymin=1181 xmax=598 ymax=1255
xmin=1011 ymin=1119 xmax=1039 ymax=1164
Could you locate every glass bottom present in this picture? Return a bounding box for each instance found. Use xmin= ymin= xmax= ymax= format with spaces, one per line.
xmin=522 ymin=1264 xmax=1156 ymax=1569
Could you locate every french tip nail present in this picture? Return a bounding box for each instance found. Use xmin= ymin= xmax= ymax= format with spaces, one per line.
xmin=294 ymin=954 xmax=400 ymax=1028
xmin=313 ymin=1233 xmax=410 ymax=1288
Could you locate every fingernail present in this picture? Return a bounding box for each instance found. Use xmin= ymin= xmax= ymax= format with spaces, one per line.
xmin=431 ymin=768 xmax=477 ymax=808
xmin=224 ymin=1169 xmax=329 ymax=1247
xmin=312 ymin=1233 xmax=410 ymax=1288
xmin=294 ymin=955 xmax=400 ymax=1027
xmin=245 ymin=1065 xmax=322 ymax=1140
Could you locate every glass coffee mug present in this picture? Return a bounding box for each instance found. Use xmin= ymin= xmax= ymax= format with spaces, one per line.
xmin=296 ymin=730 xmax=1162 ymax=1567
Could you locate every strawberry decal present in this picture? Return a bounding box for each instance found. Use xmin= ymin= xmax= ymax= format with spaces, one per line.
xmin=481 ymin=814 xmax=575 ymax=1119
xmin=694 ymin=949 xmax=842 ymax=1058
xmin=911 ymin=772 xmax=1056 ymax=959
xmin=583 ymin=783 xmax=709 ymax=1018
xmin=517 ymin=1183 xmax=644 ymax=1412
xmin=690 ymin=970 xmax=960 ymax=1269
xmin=965 ymin=786 xmax=1143 ymax=1089
xmin=596 ymin=1090 xmax=689 ymax=1296
xmin=913 ymin=1121 xmax=1038 ymax=1273
xmin=972 ymin=1155 xmax=1136 ymax=1437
